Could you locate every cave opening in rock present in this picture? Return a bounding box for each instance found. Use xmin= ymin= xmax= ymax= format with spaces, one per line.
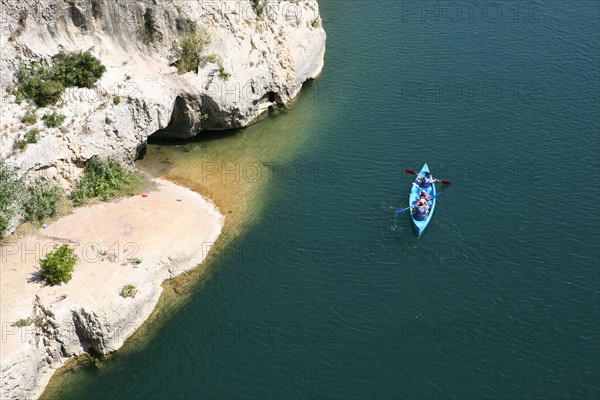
xmin=153 ymin=95 xmax=205 ymax=139
xmin=266 ymin=91 xmax=284 ymax=104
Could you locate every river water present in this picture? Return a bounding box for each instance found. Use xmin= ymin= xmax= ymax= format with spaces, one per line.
xmin=43 ymin=1 xmax=599 ymax=398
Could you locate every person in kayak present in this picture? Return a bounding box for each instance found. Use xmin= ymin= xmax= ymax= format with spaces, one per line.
xmin=418 ymin=190 xmax=431 ymax=201
xmin=413 ymin=199 xmax=429 ymax=221
xmin=418 ymin=171 xmax=439 ymax=189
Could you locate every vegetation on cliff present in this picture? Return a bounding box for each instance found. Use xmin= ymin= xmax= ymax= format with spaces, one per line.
xmin=71 ymin=157 xmax=145 ymax=206
xmin=1 ymin=157 xmax=146 ymax=237
xmin=253 ymin=0 xmax=268 ymax=15
xmin=15 ymin=50 xmax=106 ymax=107
xmin=0 ymin=161 xmax=67 ymax=236
xmin=0 ymin=162 xmax=25 ymax=236
xmin=24 ymin=180 xmax=64 ymax=221
xmin=42 ymin=111 xmax=66 ymax=128
xmin=175 ymin=29 xmax=211 ymax=74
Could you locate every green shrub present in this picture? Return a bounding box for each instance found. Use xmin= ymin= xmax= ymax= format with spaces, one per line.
xmin=253 ymin=0 xmax=268 ymax=15
xmin=16 ymin=50 xmax=106 ymax=107
xmin=42 ymin=111 xmax=66 ymax=128
xmin=71 ymin=156 xmax=144 ymax=206
xmin=33 ymin=315 xmax=45 ymax=328
xmin=25 ymin=128 xmax=39 ymax=144
xmin=127 ymin=257 xmax=142 ymax=266
xmin=0 ymin=161 xmax=25 ymax=236
xmin=40 ymin=244 xmax=77 ymax=285
xmin=176 ymin=29 xmax=211 ymax=74
xmin=24 ymin=180 xmax=63 ymax=221
xmin=22 ymin=110 xmax=37 ymax=125
xmin=113 ymin=95 xmax=121 ymax=105
xmin=218 ymin=67 xmax=231 ymax=80
xmin=119 ymin=284 xmax=137 ymax=298
xmin=51 ymin=50 xmax=107 ymax=89
xmin=17 ymin=129 xmax=40 ymax=149
xmin=203 ymin=54 xmax=230 ymax=80
xmin=12 ymin=318 xmax=32 ymax=327
xmin=16 ymin=65 xmax=65 ymax=107
xmin=139 ymin=10 xmax=156 ymax=44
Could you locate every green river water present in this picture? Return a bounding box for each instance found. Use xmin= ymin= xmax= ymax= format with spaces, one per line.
xmin=43 ymin=1 xmax=599 ymax=398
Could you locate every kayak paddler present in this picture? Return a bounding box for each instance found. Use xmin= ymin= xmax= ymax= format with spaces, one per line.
xmin=418 ymin=189 xmax=431 ymax=201
xmin=413 ymin=199 xmax=429 ymax=221
xmin=418 ymin=171 xmax=439 ymax=189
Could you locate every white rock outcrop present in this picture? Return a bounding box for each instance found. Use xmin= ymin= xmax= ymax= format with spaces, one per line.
xmin=0 ymin=1 xmax=325 ymax=398
xmin=1 ymin=179 xmax=224 ymax=400
xmin=0 ymin=0 xmax=326 ymax=186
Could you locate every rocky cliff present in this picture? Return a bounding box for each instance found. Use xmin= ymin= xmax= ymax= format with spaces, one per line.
xmin=0 ymin=0 xmax=325 ymax=188
xmin=0 ymin=178 xmax=224 ymax=400
xmin=0 ymin=1 xmax=325 ymax=398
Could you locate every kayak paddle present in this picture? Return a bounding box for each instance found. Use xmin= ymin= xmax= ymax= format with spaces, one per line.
xmin=395 ymin=206 xmax=412 ymax=216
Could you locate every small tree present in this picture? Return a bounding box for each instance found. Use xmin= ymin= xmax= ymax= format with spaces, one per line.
xmin=175 ymin=29 xmax=211 ymax=74
xmin=25 ymin=180 xmax=63 ymax=221
xmin=0 ymin=161 xmax=25 ymax=237
xmin=40 ymin=245 xmax=77 ymax=285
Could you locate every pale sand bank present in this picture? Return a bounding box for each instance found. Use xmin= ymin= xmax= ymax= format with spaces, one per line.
xmin=0 ymin=178 xmax=223 ymax=400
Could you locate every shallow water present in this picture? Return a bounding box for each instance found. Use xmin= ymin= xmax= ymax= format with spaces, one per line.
xmin=43 ymin=1 xmax=599 ymax=398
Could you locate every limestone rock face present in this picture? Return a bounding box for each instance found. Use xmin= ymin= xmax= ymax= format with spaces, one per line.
xmin=0 ymin=1 xmax=325 ymax=397
xmin=0 ymin=0 xmax=326 ymax=185
xmin=0 ymin=178 xmax=224 ymax=400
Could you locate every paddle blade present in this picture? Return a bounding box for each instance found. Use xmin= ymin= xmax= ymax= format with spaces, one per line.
xmin=405 ymin=169 xmax=417 ymax=175
xmin=440 ymin=180 xmax=452 ymax=185
xmin=395 ymin=206 xmax=410 ymax=215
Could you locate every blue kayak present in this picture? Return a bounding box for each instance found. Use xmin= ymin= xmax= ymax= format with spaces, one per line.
xmin=409 ymin=163 xmax=436 ymax=236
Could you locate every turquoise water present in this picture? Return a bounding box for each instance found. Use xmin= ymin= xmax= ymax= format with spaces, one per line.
xmin=46 ymin=1 xmax=599 ymax=398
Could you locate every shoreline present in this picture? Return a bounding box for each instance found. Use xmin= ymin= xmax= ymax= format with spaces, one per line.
xmin=0 ymin=178 xmax=224 ymax=400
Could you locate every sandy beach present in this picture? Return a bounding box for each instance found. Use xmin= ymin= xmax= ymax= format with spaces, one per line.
xmin=0 ymin=178 xmax=223 ymax=400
